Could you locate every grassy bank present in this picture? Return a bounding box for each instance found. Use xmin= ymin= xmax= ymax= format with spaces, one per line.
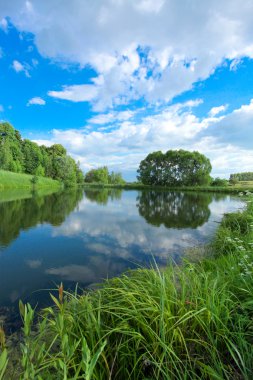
xmin=2 ymin=199 xmax=253 ymax=379
xmin=83 ymin=181 xmax=253 ymax=194
xmin=0 ymin=170 xmax=61 ymax=190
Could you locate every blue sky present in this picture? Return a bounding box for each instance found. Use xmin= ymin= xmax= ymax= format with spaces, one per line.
xmin=0 ymin=1 xmax=253 ymax=180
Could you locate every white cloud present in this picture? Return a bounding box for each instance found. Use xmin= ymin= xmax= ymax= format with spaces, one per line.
xmin=27 ymin=97 xmax=46 ymax=106
xmin=48 ymin=84 xmax=98 ymax=102
xmin=34 ymin=98 xmax=253 ymax=179
xmin=208 ymin=99 xmax=253 ymax=149
xmin=208 ymin=104 xmax=228 ymax=117
xmin=0 ymin=17 xmax=8 ymax=32
xmin=134 ymin=0 xmax=165 ymax=14
xmin=33 ymin=139 xmax=53 ymax=147
xmin=88 ymin=110 xmax=136 ymax=125
xmin=12 ymin=60 xmax=30 ymax=77
xmin=2 ymin=1 xmax=253 ymax=109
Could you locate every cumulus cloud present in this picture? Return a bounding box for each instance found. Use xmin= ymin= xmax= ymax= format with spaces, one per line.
xmin=2 ymin=1 xmax=252 ymax=177
xmin=12 ymin=60 xmax=30 ymax=77
xmin=48 ymin=84 xmax=98 ymax=102
xmin=27 ymin=97 xmax=46 ymax=106
xmin=208 ymin=99 xmax=253 ymax=149
xmin=2 ymin=1 xmax=253 ymax=109
xmin=33 ymin=99 xmax=253 ymax=178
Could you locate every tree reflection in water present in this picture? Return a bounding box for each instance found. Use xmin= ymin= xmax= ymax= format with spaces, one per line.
xmin=84 ymin=188 xmax=122 ymax=205
xmin=137 ymin=191 xmax=226 ymax=229
xmin=0 ymin=188 xmax=83 ymax=247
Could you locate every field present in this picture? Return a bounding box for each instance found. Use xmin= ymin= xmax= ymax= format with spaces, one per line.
xmin=0 ymin=170 xmax=61 ymax=190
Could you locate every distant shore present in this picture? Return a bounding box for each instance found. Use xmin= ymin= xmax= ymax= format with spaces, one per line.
xmin=83 ymin=181 xmax=253 ymax=194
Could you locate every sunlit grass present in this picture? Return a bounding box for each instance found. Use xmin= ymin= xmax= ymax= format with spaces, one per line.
xmin=0 ymin=170 xmax=61 ymax=190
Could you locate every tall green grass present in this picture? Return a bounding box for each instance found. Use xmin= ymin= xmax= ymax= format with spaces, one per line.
xmin=0 ymin=170 xmax=61 ymax=190
xmin=2 ymin=198 xmax=253 ymax=379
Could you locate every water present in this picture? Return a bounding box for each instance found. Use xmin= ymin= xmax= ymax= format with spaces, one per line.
xmin=0 ymin=188 xmax=243 ymax=326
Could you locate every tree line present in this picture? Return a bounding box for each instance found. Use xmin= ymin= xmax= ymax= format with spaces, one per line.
xmin=230 ymin=172 xmax=253 ymax=182
xmin=0 ymin=122 xmax=84 ymax=187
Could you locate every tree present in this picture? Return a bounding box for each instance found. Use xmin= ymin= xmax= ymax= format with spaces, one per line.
xmin=137 ymin=150 xmax=212 ymax=186
xmin=85 ymin=167 xmax=109 ymax=184
xmin=211 ymin=177 xmax=228 ymax=187
xmin=35 ymin=164 xmax=45 ymax=177
xmin=53 ymin=156 xmax=77 ymax=187
xmin=108 ymin=171 xmax=125 ymax=185
xmin=22 ymin=139 xmax=43 ymax=174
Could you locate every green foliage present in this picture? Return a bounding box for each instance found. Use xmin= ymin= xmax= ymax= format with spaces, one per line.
xmin=0 ymin=122 xmax=84 ymax=187
xmin=137 ymin=149 xmax=212 ymax=186
xmin=211 ymin=177 xmax=228 ymax=186
xmin=22 ymin=139 xmax=43 ymax=174
xmin=230 ymin=172 xmax=253 ymax=182
xmin=108 ymin=171 xmax=125 ymax=185
xmin=85 ymin=166 xmax=109 ymax=184
xmin=0 ymin=349 xmax=8 ymax=380
xmin=35 ymin=164 xmax=45 ymax=177
xmin=85 ymin=167 xmax=125 ymax=185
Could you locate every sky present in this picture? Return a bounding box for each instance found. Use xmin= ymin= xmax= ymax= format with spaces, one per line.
xmin=0 ymin=0 xmax=253 ymax=180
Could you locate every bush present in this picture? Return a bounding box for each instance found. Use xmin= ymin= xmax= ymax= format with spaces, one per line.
xmin=211 ymin=177 xmax=228 ymax=187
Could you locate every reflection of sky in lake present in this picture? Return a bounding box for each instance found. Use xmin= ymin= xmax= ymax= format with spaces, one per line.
xmin=0 ymin=190 xmax=244 ymax=308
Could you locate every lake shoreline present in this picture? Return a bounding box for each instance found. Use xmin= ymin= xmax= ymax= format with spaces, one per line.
xmin=2 ymin=195 xmax=253 ymax=379
xmin=83 ymin=181 xmax=253 ymax=194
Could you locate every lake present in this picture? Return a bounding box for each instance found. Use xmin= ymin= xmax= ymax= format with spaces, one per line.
xmin=0 ymin=188 xmax=243 ymax=329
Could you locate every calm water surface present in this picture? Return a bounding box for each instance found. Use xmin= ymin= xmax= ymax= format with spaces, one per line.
xmin=0 ymin=188 xmax=243 ymax=317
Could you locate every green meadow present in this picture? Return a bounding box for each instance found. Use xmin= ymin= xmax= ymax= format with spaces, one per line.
xmin=0 ymin=170 xmax=61 ymax=191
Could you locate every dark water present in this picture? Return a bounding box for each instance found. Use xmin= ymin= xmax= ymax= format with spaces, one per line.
xmin=0 ymin=188 xmax=243 ymax=319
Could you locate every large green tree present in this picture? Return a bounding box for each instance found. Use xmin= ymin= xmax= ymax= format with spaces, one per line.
xmin=137 ymin=150 xmax=212 ymax=186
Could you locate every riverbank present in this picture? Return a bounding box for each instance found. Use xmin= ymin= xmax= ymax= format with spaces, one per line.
xmin=83 ymin=181 xmax=253 ymax=194
xmin=0 ymin=170 xmax=61 ymax=190
xmin=2 ymin=197 xmax=253 ymax=379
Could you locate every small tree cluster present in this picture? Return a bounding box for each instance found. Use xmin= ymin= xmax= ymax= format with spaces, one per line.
xmin=137 ymin=150 xmax=212 ymax=186
xmin=85 ymin=166 xmax=125 ymax=185
xmin=211 ymin=177 xmax=228 ymax=187
xmin=0 ymin=122 xmax=84 ymax=187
